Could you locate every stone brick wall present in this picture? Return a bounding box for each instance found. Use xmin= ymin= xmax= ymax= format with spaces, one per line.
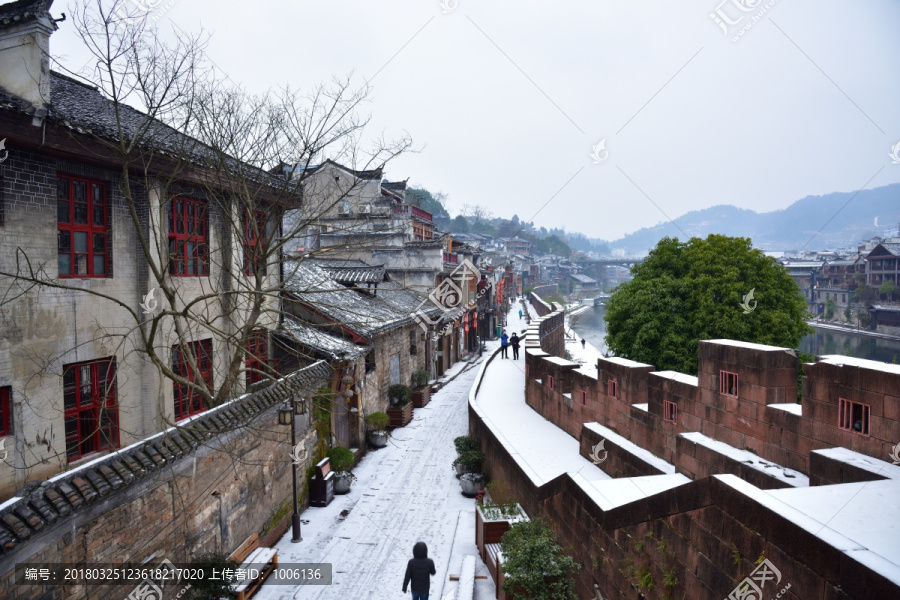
xmin=0 ymin=362 xmax=330 ymax=600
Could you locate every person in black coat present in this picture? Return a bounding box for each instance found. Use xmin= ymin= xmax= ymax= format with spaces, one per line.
xmin=403 ymin=541 xmax=436 ymax=599
xmin=510 ymin=332 xmax=521 ymax=360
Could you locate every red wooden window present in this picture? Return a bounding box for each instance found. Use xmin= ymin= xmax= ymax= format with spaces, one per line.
xmin=580 ymin=390 xmax=587 ymax=405
xmin=63 ymin=359 xmax=119 ymax=461
xmin=548 ymin=375 xmax=555 ymax=390
xmin=57 ymin=175 xmax=108 ymax=277
xmin=243 ymin=209 xmax=268 ymax=276
xmin=664 ymin=400 xmax=677 ymax=424
xmin=838 ymin=398 xmax=870 ymax=435
xmin=246 ymin=330 xmax=276 ymax=386
xmin=720 ymin=370 xmax=739 ymax=397
xmin=173 ymin=339 xmax=213 ymax=420
xmin=168 ymin=197 xmax=208 ymax=276
xmin=607 ymin=379 xmax=618 ymax=399
xmin=0 ymin=386 xmax=11 ymax=437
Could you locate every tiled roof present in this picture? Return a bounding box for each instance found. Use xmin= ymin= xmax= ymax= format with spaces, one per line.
xmin=382 ymin=180 xmax=408 ymax=191
xmin=569 ymin=273 xmax=597 ymax=284
xmin=321 ymin=264 xmax=386 ymax=284
xmin=280 ymin=316 xmax=367 ymax=361
xmin=0 ymin=0 xmax=52 ymax=30
xmin=866 ymin=243 xmax=900 ymax=257
xmin=283 ymin=261 xmax=440 ymax=338
xmin=0 ymin=360 xmax=331 ymax=556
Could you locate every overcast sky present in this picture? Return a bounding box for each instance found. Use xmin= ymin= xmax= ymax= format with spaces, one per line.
xmin=43 ymin=0 xmax=900 ymax=241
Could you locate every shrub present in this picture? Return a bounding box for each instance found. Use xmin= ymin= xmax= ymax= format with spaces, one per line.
xmin=453 ymin=450 xmax=485 ymax=473
xmin=184 ymin=553 xmax=239 ymax=599
xmin=388 ymin=384 xmax=412 ymax=406
xmin=500 ymin=518 xmax=580 ymax=600
xmin=366 ymin=412 xmax=390 ymax=431
xmin=327 ymin=446 xmax=355 ymax=473
xmin=453 ymin=435 xmax=478 ymax=455
xmin=411 ymin=369 xmax=430 ymax=390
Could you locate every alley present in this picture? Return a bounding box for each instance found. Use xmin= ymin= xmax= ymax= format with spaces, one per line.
xmin=257 ymin=356 xmax=494 ymax=600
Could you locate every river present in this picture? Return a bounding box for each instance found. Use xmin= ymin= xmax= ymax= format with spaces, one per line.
xmin=570 ymin=305 xmax=900 ymax=364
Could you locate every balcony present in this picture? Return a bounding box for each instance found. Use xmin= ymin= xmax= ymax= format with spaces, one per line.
xmin=393 ymin=204 xmax=433 ymax=222
xmin=443 ymin=252 xmax=459 ymax=264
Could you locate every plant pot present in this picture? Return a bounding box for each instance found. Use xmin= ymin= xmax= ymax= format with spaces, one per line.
xmin=459 ymin=473 xmax=486 ymax=497
xmin=455 ymin=463 xmax=466 ymax=476
xmin=367 ymin=430 xmax=389 ymax=448
xmin=387 ymin=402 xmax=413 ymax=427
xmin=333 ymin=472 xmax=353 ymax=494
xmin=411 ymin=388 xmax=431 ymax=408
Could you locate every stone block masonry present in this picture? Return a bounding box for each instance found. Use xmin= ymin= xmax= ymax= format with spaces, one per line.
xmin=0 ymin=361 xmax=331 ymax=600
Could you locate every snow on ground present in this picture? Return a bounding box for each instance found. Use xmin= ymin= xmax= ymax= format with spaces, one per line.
xmin=679 ymin=431 xmax=809 ymax=487
xmin=564 ymin=324 xmax=603 ymax=377
xmin=474 ymin=310 xmax=608 ymax=487
xmin=256 ymin=355 xmax=495 ymax=600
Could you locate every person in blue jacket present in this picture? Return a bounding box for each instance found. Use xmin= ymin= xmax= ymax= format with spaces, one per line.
xmin=500 ymin=330 xmax=509 ymax=358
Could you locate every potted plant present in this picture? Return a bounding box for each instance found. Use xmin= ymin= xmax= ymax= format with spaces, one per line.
xmin=365 ymin=412 xmax=391 ymax=448
xmin=476 ymin=481 xmax=529 ymax=564
xmin=459 ymin=472 xmax=486 ymax=497
xmin=386 ymin=384 xmax=413 ymax=427
xmin=454 ymin=435 xmax=478 ymax=456
xmin=452 ymin=450 xmax=485 ymax=476
xmin=327 ymin=446 xmax=357 ymax=494
xmin=410 ymin=370 xmax=431 ymax=408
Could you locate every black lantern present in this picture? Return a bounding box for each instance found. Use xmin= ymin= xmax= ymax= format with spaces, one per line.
xmin=278 ymin=403 xmax=293 ymax=425
xmin=278 ymin=399 xmax=303 ymax=543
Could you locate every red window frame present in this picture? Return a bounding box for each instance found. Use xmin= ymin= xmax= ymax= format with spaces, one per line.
xmin=548 ymin=375 xmax=555 ymax=390
xmin=607 ymin=379 xmax=618 ymax=399
xmin=246 ymin=330 xmax=276 ymax=386
xmin=720 ymin=370 xmax=739 ymax=397
xmin=664 ymin=400 xmax=677 ymax=424
xmin=168 ymin=197 xmax=209 ymax=276
xmin=0 ymin=386 xmax=11 ymax=437
xmin=838 ymin=398 xmax=870 ymax=435
xmin=243 ymin=209 xmax=268 ymax=276
xmin=173 ymin=339 xmax=213 ymax=420
xmin=580 ymin=390 xmax=587 ymax=405
xmin=63 ymin=359 xmax=119 ymax=461
xmin=57 ymin=175 xmax=108 ymax=278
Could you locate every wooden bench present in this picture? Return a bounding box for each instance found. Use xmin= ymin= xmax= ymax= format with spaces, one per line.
xmin=485 ymin=544 xmax=502 ymax=586
xmin=229 ymin=533 xmax=278 ymax=600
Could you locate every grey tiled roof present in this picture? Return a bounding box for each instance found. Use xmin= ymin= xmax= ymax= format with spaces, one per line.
xmin=0 ymin=0 xmax=51 ymax=28
xmin=0 ymin=360 xmax=331 ymax=556
xmin=280 ymin=316 xmax=367 ymax=361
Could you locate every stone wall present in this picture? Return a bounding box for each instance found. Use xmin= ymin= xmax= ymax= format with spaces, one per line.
xmin=470 ymin=314 xmax=900 ymax=599
xmin=0 ymin=362 xmax=331 ymax=600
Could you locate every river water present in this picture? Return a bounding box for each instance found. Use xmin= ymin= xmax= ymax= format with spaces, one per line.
xmin=570 ymin=305 xmax=900 ymax=364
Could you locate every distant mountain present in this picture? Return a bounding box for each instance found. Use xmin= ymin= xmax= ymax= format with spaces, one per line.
xmin=608 ymin=183 xmax=900 ymax=254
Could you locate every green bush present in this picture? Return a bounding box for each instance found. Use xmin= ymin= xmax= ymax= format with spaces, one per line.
xmin=366 ymin=412 xmax=390 ymax=431
xmin=184 ymin=553 xmax=239 ymax=599
xmin=454 ymin=435 xmax=478 ymax=455
xmin=411 ymin=369 xmax=430 ymax=390
xmin=453 ymin=450 xmax=485 ymax=473
xmin=327 ymin=446 xmax=355 ymax=472
xmin=389 ymin=384 xmax=412 ymax=406
xmin=500 ymin=518 xmax=580 ymax=600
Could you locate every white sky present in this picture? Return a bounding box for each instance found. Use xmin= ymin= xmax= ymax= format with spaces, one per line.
xmin=43 ymin=0 xmax=900 ymax=241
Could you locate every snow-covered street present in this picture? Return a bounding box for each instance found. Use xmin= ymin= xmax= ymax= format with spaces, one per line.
xmin=256 ymin=353 xmax=495 ymax=600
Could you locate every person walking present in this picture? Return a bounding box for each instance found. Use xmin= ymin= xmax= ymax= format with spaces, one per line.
xmin=402 ymin=541 xmax=436 ymax=599
xmin=581 ymin=338 xmax=586 ymax=349
xmin=500 ymin=330 xmax=509 ymax=358
xmin=518 ymin=309 xmax=523 ymax=319
xmin=510 ymin=332 xmax=521 ymax=360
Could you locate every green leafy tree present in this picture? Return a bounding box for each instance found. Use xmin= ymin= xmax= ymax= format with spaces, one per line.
xmin=879 ymin=279 xmax=896 ymax=301
xmin=500 ymin=518 xmax=580 ymax=600
xmin=844 ymin=306 xmax=852 ymax=322
xmin=824 ymin=297 xmax=836 ymax=320
xmin=855 ymin=283 xmax=876 ymax=305
xmin=604 ymin=235 xmax=812 ymax=374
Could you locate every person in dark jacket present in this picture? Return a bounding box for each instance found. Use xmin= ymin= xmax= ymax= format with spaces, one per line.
xmin=500 ymin=330 xmax=509 ymax=358
xmin=510 ymin=332 xmax=521 ymax=360
xmin=403 ymin=541 xmax=436 ymax=599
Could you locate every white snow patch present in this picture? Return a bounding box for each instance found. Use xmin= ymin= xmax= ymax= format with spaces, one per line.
xmin=584 ymin=422 xmax=675 ymax=474
xmin=768 ymin=403 xmax=802 ymax=416
xmin=572 ymin=472 xmax=690 ymax=511
xmin=603 ymin=356 xmax=653 ymax=368
xmin=680 ymin=432 xmax=808 ymax=486
xmin=705 ymin=339 xmax=792 ymax=351
xmin=650 ymin=371 xmax=699 ymax=387
xmin=817 ymin=354 xmax=900 ymax=375
xmin=632 ymin=403 xmax=649 ymax=412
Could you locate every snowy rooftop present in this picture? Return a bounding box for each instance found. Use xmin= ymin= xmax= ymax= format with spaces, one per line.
xmin=705 ymin=339 xmax=792 ymax=352
xmin=817 ymin=354 xmax=900 ymax=375
xmin=585 ymin=422 xmax=676 ymax=474
xmin=602 ymin=356 xmax=654 ymax=368
xmin=544 ymin=356 xmax=580 ymax=368
xmin=650 ymin=370 xmax=699 ymax=386
xmin=280 ymin=316 xmax=367 ymax=361
xmin=679 ymin=432 xmax=808 ymax=486
xmin=572 ymin=473 xmax=691 ymax=512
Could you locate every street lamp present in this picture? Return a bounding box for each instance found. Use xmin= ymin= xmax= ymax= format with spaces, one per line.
xmin=278 ymin=397 xmax=306 ymax=543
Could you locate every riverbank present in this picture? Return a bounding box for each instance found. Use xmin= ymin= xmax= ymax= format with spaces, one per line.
xmin=807 ymin=320 xmax=900 ymax=342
